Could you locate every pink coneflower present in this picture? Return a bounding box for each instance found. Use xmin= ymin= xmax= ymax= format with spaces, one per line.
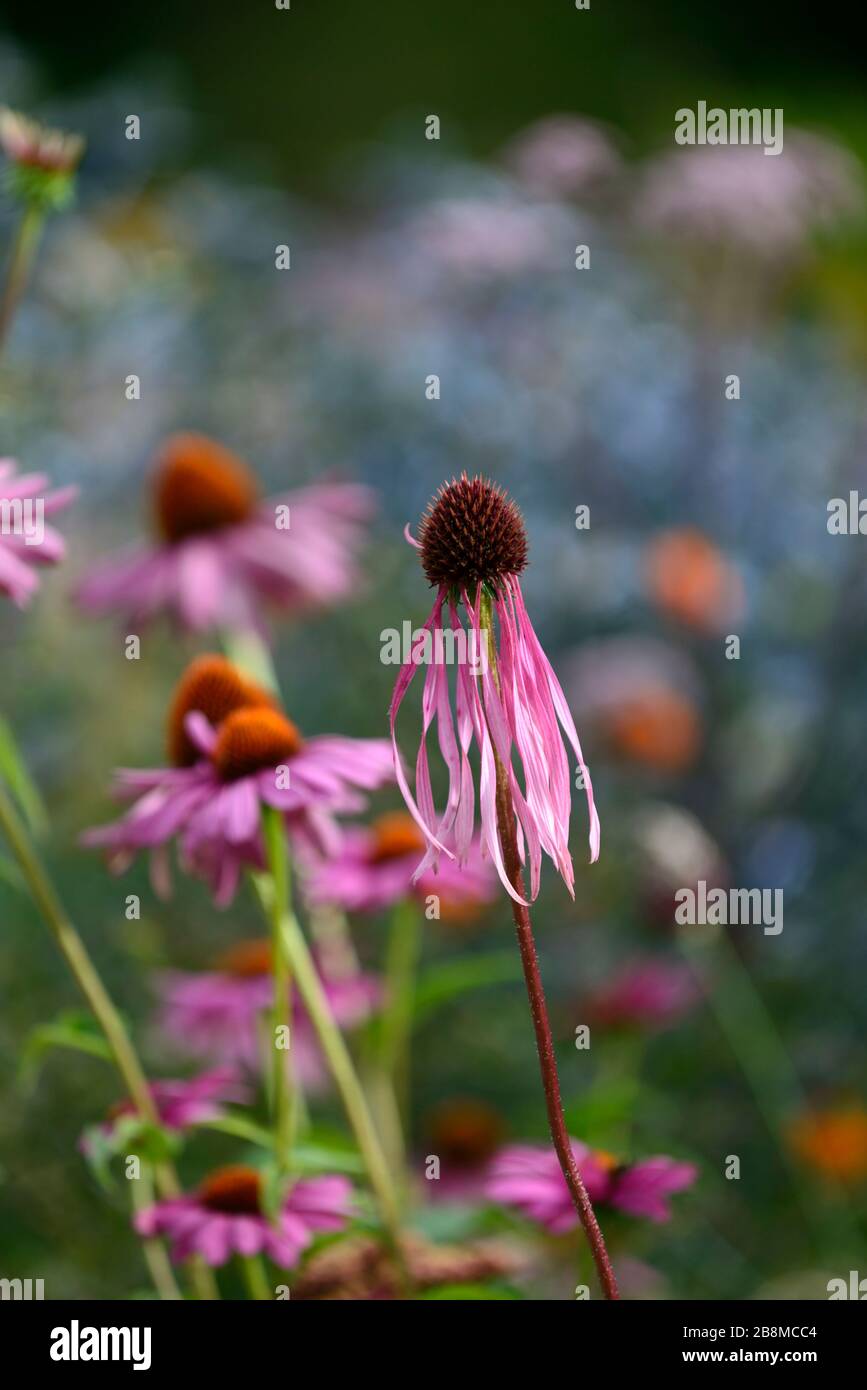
xmin=304 ymin=811 xmax=497 ymax=918
xmin=134 ymin=1165 xmax=352 ymax=1268
xmin=77 ymin=433 xmax=373 ymax=631
xmin=584 ymin=958 xmax=700 ymax=1032
xmin=391 ymin=475 xmax=613 ymax=1296
xmin=423 ymin=1098 xmax=506 ymax=1202
xmin=154 ymin=939 xmax=380 ymax=1090
xmin=0 ymin=458 xmax=76 ymax=606
xmin=391 ymin=474 xmax=598 ymax=907
xmin=83 ymin=655 xmax=395 ymax=905
xmin=80 ymin=1067 xmax=248 ymax=1154
xmin=486 ymin=1142 xmax=697 ymax=1231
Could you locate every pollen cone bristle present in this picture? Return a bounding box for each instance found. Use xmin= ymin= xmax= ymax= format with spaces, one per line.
xmin=198 ymin=1165 xmax=262 ymax=1215
xmin=417 ymin=473 xmax=528 ymax=591
xmin=367 ymin=811 xmax=426 ymax=863
xmin=215 ymin=938 xmax=273 ymax=977
xmin=153 ymin=433 xmax=259 ymax=543
xmin=214 ymin=707 xmax=303 ymax=782
xmin=167 ymin=655 xmax=274 ymax=767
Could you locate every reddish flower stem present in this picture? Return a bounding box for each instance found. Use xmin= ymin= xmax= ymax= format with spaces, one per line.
xmin=493 ymin=767 xmax=619 ymax=1300
xmin=478 ymin=587 xmax=618 ymax=1300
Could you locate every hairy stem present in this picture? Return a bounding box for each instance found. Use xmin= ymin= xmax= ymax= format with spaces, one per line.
xmin=480 ymin=589 xmax=619 ymax=1301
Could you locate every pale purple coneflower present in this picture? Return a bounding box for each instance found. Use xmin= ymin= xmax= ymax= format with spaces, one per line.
xmin=76 ymin=433 xmax=373 ymax=631
xmin=584 ymin=958 xmax=701 ymax=1032
xmin=135 ymin=1165 xmax=352 ymax=1268
xmin=80 ymin=1066 xmax=248 ymax=1155
xmin=304 ymin=810 xmax=496 ymax=917
xmin=154 ymin=939 xmax=380 ymax=1091
xmin=82 ymin=654 xmax=395 ymax=905
xmin=486 ymin=1142 xmax=697 ymax=1231
xmin=390 ymin=474 xmax=599 ymax=907
xmin=0 ymin=458 xmax=76 ymax=606
xmin=389 ymin=474 xmax=617 ymax=1297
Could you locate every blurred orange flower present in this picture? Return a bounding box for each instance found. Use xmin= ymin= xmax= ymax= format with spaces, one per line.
xmin=789 ymin=1106 xmax=867 ymax=1183
xmin=646 ymin=528 xmax=744 ymax=632
xmin=607 ymin=689 xmax=702 ymax=771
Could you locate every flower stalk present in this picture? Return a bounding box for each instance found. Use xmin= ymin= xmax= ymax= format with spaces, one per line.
xmin=479 ymin=587 xmax=619 ymax=1301
xmin=261 ymin=804 xmax=299 ymax=1178
xmin=0 ymin=779 xmax=218 ymax=1300
xmin=252 ymin=871 xmax=405 ymax=1263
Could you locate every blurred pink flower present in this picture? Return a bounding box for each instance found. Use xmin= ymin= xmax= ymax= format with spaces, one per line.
xmin=585 ymin=958 xmax=700 ymax=1031
xmin=391 ymin=476 xmax=599 ymax=907
xmin=154 ymin=939 xmax=380 ymax=1091
xmin=77 ymin=433 xmax=373 ymax=631
xmin=0 ymin=458 xmax=76 ymax=606
xmin=503 ymin=115 xmax=622 ymax=198
xmin=83 ymin=657 xmax=394 ymax=906
xmin=635 ymin=133 xmax=862 ymax=257
xmin=0 ymin=107 xmax=84 ymax=174
xmin=486 ymin=1141 xmax=696 ymax=1231
xmin=80 ymin=1067 xmax=248 ymax=1154
xmin=135 ymin=1166 xmax=352 ymax=1268
xmin=304 ymin=811 xmax=497 ymax=917
xmin=411 ymin=196 xmax=567 ymax=277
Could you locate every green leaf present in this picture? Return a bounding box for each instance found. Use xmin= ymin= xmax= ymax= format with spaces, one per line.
xmin=193 ymin=1116 xmax=366 ymax=1175
xmin=19 ymin=1009 xmax=112 ymax=1090
xmin=413 ymin=951 xmax=520 ymax=1024
xmin=0 ymin=715 xmax=47 ymax=834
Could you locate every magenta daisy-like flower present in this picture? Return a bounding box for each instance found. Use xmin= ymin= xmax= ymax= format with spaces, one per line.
xmin=80 ymin=1067 xmax=248 ymax=1155
xmin=0 ymin=458 xmax=76 ymax=606
xmin=135 ymin=1165 xmax=352 ymax=1268
xmin=82 ymin=655 xmax=395 ymax=906
xmin=154 ymin=939 xmax=380 ymax=1090
xmin=77 ymin=433 xmax=373 ymax=631
xmin=390 ymin=475 xmax=599 ymax=905
xmin=585 ymin=958 xmax=700 ymax=1033
xmin=486 ymin=1142 xmax=697 ymax=1231
xmin=304 ymin=810 xmax=496 ymax=918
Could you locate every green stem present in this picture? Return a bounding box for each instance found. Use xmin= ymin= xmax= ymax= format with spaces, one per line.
xmin=238 ymin=1254 xmax=272 ymax=1301
xmin=252 ymin=879 xmax=403 ymax=1249
xmin=380 ymin=898 xmax=422 ymax=1107
xmin=261 ymin=805 xmax=298 ymax=1176
xmin=374 ymin=898 xmax=422 ymax=1185
xmin=130 ymin=1169 xmax=183 ymax=1301
xmin=0 ymin=781 xmax=219 ymax=1301
xmin=0 ymin=203 xmax=44 ymax=358
xmin=220 ymin=628 xmax=279 ymax=693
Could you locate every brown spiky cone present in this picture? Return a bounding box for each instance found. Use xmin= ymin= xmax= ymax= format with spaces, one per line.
xmin=418 ymin=474 xmax=528 ymax=590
